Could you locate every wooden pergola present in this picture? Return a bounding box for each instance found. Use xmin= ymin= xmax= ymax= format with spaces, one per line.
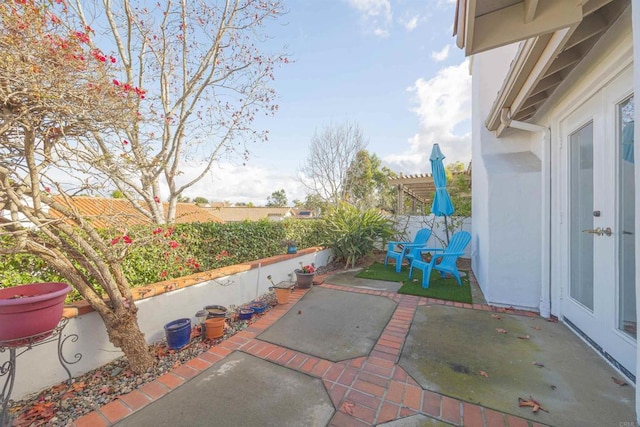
xmin=388 ymin=173 xmax=436 ymax=214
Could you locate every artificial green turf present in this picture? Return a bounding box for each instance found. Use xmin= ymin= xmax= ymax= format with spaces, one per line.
xmin=356 ymin=262 xmax=472 ymax=304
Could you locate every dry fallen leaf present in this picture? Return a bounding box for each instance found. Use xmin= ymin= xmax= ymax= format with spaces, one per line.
xmin=491 ymin=314 xmax=502 ymax=320
xmin=98 ymin=385 xmax=113 ymax=395
xmin=531 ymin=325 xmax=541 ymax=331
xmin=518 ymin=396 xmax=549 ymax=413
xmin=496 ymin=328 xmax=508 ymax=334
xmin=517 ymin=335 xmax=531 ymax=340
xmin=612 ymin=376 xmax=629 ymax=386
xmin=71 ymin=381 xmax=86 ymax=392
xmin=341 ymin=401 xmax=355 ymax=415
xmin=479 ymin=370 xmax=489 ymax=378
xmin=532 ymin=362 xmax=544 ymax=368
xmin=297 ymin=310 xmax=302 ymax=315
xmin=550 ymin=385 xmax=557 ymax=391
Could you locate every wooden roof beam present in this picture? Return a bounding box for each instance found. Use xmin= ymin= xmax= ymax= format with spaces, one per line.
xmin=524 ymin=0 xmax=539 ymax=23
xmin=563 ymin=12 xmax=608 ymax=51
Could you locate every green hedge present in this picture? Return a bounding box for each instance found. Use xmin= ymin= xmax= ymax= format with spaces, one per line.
xmin=0 ymin=219 xmax=324 ymax=300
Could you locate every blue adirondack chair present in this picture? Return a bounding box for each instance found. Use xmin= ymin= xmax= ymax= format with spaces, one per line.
xmin=384 ymin=228 xmax=432 ymax=273
xmin=408 ymin=231 xmax=471 ymax=288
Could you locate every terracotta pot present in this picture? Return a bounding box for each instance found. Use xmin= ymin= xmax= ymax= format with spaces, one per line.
xmin=204 ymin=305 xmax=227 ymax=318
xmin=204 ymin=317 xmax=225 ymax=339
xmin=0 ymin=282 xmax=71 ymax=344
xmin=274 ymin=287 xmax=292 ymax=304
xmin=295 ymin=270 xmax=315 ymax=289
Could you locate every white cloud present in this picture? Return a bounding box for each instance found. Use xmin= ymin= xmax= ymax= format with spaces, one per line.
xmin=384 ymin=60 xmax=471 ymax=174
xmin=347 ymin=0 xmax=392 ymax=37
xmin=164 ymin=161 xmax=307 ymax=206
xmin=401 ymin=15 xmax=419 ymax=31
xmin=431 ymin=44 xmax=450 ymax=62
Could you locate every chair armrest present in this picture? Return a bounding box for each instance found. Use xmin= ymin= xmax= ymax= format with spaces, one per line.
xmin=388 ymin=241 xmax=409 ymax=246
xmin=432 ymin=252 xmax=464 ymax=262
xmin=388 ymin=241 xmax=408 ymax=250
xmin=418 ymin=247 xmax=444 ymax=253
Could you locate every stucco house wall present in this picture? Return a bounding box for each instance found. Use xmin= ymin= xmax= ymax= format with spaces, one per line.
xmin=471 ymin=44 xmax=542 ymax=310
xmin=465 ymin=1 xmax=639 ymax=421
xmin=633 ymin=4 xmax=640 ymax=421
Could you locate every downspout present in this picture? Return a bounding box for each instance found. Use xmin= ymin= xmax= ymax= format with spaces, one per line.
xmin=501 ymin=109 xmax=551 ymax=318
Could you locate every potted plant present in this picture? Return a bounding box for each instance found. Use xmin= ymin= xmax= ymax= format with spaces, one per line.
xmin=294 ymin=263 xmax=315 ymax=289
xmin=267 ymin=275 xmax=295 ymax=304
xmin=0 ymin=282 xmax=71 ymax=345
xmin=280 ymin=239 xmax=298 ymax=254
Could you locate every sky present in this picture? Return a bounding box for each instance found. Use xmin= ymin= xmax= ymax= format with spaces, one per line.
xmin=182 ymin=0 xmax=471 ymax=206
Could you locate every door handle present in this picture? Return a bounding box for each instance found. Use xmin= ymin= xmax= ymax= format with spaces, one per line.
xmin=623 ymin=230 xmax=634 ymax=235
xmin=582 ymin=227 xmax=602 ymax=236
xmin=602 ymin=227 xmax=612 ymax=236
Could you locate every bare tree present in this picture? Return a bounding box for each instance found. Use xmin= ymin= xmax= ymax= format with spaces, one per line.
xmin=300 ymin=122 xmax=367 ymax=206
xmin=69 ymin=0 xmax=286 ymax=224
xmin=0 ymin=0 xmax=285 ymax=373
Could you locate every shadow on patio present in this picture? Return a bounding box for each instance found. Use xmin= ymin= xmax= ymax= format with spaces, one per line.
xmin=75 ymin=263 xmax=634 ymax=427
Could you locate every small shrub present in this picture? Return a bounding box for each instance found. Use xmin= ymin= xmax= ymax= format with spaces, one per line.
xmin=322 ymin=202 xmax=395 ymax=268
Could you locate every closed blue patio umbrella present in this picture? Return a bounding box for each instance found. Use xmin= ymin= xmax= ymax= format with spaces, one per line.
xmin=430 ymin=143 xmax=455 ymax=243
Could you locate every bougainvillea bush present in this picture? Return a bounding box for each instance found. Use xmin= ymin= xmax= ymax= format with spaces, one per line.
xmin=0 ymin=219 xmax=324 ymax=301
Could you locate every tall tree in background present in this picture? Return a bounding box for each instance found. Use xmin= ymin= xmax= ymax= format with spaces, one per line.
xmin=69 ymin=0 xmax=286 ymax=224
xmin=303 ymin=193 xmax=328 ymax=215
xmin=344 ymin=150 xmax=396 ymax=211
xmin=0 ymin=0 xmax=285 ymax=373
xmin=194 ymin=197 xmax=209 ymax=205
xmin=300 ymin=122 xmax=366 ymax=206
xmin=266 ymin=189 xmax=287 ymax=207
xmin=446 ymin=161 xmax=471 ymax=217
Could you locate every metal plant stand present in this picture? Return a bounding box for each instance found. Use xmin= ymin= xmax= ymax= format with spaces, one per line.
xmin=0 ymin=318 xmax=81 ymax=426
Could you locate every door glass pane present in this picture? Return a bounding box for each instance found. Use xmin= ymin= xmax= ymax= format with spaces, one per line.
xmin=618 ymin=96 xmax=636 ymax=339
xmin=570 ymin=122 xmax=594 ymax=310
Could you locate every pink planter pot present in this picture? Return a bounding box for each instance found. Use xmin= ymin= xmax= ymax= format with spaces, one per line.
xmin=0 ymin=282 xmax=71 ymax=344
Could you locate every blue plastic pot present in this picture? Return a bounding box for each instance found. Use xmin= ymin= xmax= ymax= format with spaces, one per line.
xmin=287 ymin=245 xmax=297 ymax=254
xmin=249 ymin=301 xmax=267 ymax=314
xmin=238 ymin=308 xmax=255 ymax=320
xmin=164 ymin=318 xmax=191 ymax=350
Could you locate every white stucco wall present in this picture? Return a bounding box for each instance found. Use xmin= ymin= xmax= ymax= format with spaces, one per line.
xmin=471 ymin=44 xmax=543 ymax=311
xmin=1 ymin=250 xmax=332 ymax=400
xmin=632 ymin=1 xmax=640 ymax=422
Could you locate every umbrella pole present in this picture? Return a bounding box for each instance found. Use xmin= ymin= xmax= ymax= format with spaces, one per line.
xmin=444 ymin=215 xmax=450 ymax=244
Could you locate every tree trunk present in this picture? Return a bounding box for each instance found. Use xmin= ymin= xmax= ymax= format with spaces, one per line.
xmin=103 ymin=311 xmax=155 ymax=373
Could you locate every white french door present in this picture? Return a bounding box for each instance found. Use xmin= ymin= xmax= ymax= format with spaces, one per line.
xmin=560 ymin=65 xmax=636 ymax=378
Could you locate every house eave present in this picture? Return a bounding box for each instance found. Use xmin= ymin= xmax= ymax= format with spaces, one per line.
xmin=479 ymin=0 xmax=630 ymax=136
xmin=454 ymin=0 xmax=584 ymax=56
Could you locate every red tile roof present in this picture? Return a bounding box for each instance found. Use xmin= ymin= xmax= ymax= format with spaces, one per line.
xmin=50 ymin=197 xmax=223 ymax=228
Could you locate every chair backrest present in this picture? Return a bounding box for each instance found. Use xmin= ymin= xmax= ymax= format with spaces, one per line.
xmin=434 ymin=231 xmax=471 ymax=272
xmin=444 ymin=231 xmax=471 ymax=255
xmin=413 ymin=228 xmax=431 ymax=245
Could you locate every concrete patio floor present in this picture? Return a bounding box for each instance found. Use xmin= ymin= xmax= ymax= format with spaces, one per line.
xmin=71 ymin=267 xmax=635 ymax=427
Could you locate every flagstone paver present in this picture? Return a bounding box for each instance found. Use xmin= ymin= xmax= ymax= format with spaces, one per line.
xmin=70 ymin=271 xmax=543 ymax=427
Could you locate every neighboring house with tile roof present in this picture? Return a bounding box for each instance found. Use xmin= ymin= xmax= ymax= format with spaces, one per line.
xmin=49 ymin=197 xmax=223 ymax=228
xmin=206 ymin=206 xmax=298 ymax=222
